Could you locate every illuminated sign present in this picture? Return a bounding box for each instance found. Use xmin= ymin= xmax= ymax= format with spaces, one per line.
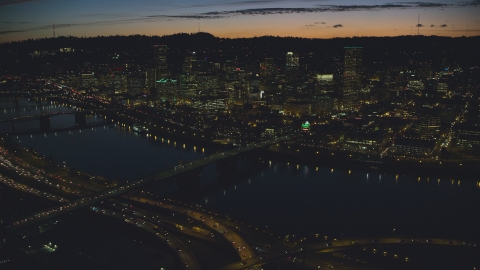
xmin=301 ymin=121 xmax=310 ymax=131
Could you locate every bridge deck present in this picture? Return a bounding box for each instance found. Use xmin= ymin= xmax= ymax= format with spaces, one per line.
xmin=10 ymin=136 xmax=291 ymax=230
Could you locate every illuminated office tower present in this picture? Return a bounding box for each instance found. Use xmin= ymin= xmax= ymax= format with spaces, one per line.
xmin=259 ymin=58 xmax=276 ymax=77
xmin=285 ymin=52 xmax=299 ymax=71
xmin=81 ymin=73 xmax=94 ymax=88
xmin=145 ymin=68 xmax=156 ymax=87
xmin=342 ymin=46 xmax=362 ymax=111
xmin=111 ymin=68 xmax=127 ymax=94
xmin=183 ymin=55 xmax=195 ymax=73
xmin=417 ymin=110 xmax=441 ymax=140
xmin=154 ymin=45 xmax=168 ymax=87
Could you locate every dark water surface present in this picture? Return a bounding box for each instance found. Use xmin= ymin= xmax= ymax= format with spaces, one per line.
xmin=11 ymin=119 xmax=480 ymax=242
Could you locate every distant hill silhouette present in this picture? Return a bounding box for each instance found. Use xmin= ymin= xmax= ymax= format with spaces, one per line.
xmin=1 ymin=33 xmax=479 ymax=75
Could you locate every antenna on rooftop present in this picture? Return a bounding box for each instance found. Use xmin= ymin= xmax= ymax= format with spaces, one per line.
xmin=53 ymin=21 xmax=56 ymax=38
xmin=417 ymin=15 xmax=420 ymax=36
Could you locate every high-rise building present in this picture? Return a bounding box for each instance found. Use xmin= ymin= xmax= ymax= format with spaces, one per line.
xmin=417 ymin=109 xmax=441 ymax=140
xmin=223 ymin=60 xmax=235 ymax=73
xmin=286 ymin=52 xmax=299 ymax=71
xmin=81 ymin=73 xmax=95 ymax=88
xmin=127 ymin=74 xmax=143 ymax=96
xmin=342 ymin=46 xmax=363 ymax=111
xmin=154 ymin=45 xmax=168 ymax=86
xmin=260 ymin=58 xmax=276 ymax=77
xmin=145 ymin=68 xmax=156 ymax=88
xmin=437 ymin=82 xmax=448 ymax=93
xmin=111 ymin=68 xmax=127 ymax=94
xmin=183 ymin=55 xmax=195 ymax=73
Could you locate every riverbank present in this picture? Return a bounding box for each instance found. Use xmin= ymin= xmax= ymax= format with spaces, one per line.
xmin=266 ymin=144 xmax=480 ymax=179
xmin=0 ymin=137 xmax=114 ymax=189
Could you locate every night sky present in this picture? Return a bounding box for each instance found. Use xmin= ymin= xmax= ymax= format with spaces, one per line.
xmin=1 ymin=0 xmax=479 ymax=42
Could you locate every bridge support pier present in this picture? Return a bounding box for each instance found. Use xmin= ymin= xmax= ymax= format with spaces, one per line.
xmin=75 ymin=112 xmax=87 ymax=127
xmin=39 ymin=115 xmax=50 ymax=131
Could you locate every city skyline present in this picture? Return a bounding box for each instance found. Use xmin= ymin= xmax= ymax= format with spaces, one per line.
xmin=1 ymin=0 xmax=480 ymax=43
xmin=1 ymin=24 xmax=480 ymax=269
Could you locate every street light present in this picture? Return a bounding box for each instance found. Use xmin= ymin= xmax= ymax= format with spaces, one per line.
xmin=393 ymin=228 xmax=396 ymax=236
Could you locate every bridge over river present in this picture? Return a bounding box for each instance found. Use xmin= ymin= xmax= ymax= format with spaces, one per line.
xmin=10 ymin=136 xmax=292 ymax=230
xmin=0 ymin=109 xmax=130 ymax=134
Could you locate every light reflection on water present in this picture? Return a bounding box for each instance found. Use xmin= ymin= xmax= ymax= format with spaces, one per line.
xmin=18 ymin=130 xmax=207 ymax=181
xmin=190 ymin=159 xmax=480 ymax=241
xmin=7 ymin=101 xmax=480 ymax=243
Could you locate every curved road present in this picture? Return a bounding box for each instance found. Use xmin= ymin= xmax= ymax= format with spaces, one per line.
xmin=88 ymin=206 xmax=201 ymax=270
xmin=126 ymin=196 xmax=257 ymax=262
xmin=221 ymin=237 xmax=478 ymax=270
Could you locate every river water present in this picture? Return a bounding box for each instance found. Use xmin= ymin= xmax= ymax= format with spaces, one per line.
xmin=3 ymin=100 xmax=480 ymax=243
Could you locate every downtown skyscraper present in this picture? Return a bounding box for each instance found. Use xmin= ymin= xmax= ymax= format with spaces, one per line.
xmin=285 ymin=52 xmax=299 ymax=71
xmin=342 ymin=47 xmax=363 ymax=111
xmin=154 ymin=45 xmax=168 ymax=82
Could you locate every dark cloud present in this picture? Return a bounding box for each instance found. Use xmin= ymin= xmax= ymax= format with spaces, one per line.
xmin=440 ymin=24 xmax=448 ymax=27
xmin=219 ymin=0 xmax=278 ymax=5
xmin=416 ymin=23 xmax=423 ymax=27
xmin=430 ymin=24 xmax=435 ymax=27
xmin=84 ymin=0 xmax=480 ymax=17
xmin=390 ymin=2 xmax=447 ymax=8
xmin=160 ymin=0 xmax=477 ymax=18
xmin=196 ymin=2 xmax=460 ymax=18
xmin=457 ymin=0 xmax=480 ymax=6
xmin=30 ymin=23 xmax=77 ymax=30
xmin=0 ymin=30 xmax=25 ymax=34
xmin=0 ymin=21 xmax=31 ymax=24
xmin=147 ymin=14 xmax=222 ymax=20
xmin=0 ymin=23 xmax=79 ymax=35
xmin=90 ymin=2 xmax=467 ymax=26
xmin=0 ymin=0 xmax=38 ymax=7
xmin=2 ymin=0 xmax=475 ymax=36
xmin=192 ymin=0 xmax=276 ymax=7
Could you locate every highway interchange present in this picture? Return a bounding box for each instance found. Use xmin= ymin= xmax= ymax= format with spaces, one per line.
xmin=1 ymin=136 xmax=479 ymax=269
